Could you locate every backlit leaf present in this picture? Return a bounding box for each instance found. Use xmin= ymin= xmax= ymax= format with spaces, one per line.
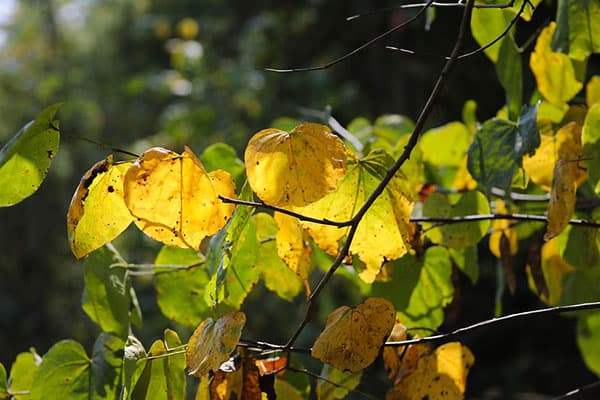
xmin=0 ymin=364 xmax=6 ymax=400
xmin=556 ymin=225 xmax=600 ymax=269
xmin=316 ymin=364 xmax=362 ymax=400
xmin=530 ymin=23 xmax=582 ymax=106
xmin=384 ymin=320 xmax=430 ymax=385
xmin=274 ymin=212 xmax=312 ymax=294
xmin=8 ymin=350 xmax=40 ymax=400
xmin=124 ymin=146 xmax=236 ymax=250
xmin=296 ymin=150 xmax=413 ymax=283
xmin=372 ymin=246 xmax=454 ymax=330
xmin=254 ymin=213 xmax=303 ymax=301
xmin=554 ymin=0 xmax=600 ymax=60
xmin=312 ymin=297 xmax=395 ymax=372
xmin=587 ymin=76 xmax=600 ymax=106
xmin=154 ymin=246 xmax=210 ymax=328
xmin=81 ymin=245 xmax=136 ymax=338
xmin=582 ymin=103 xmax=600 ymax=193
xmin=423 ymin=192 xmax=491 ymax=249
xmin=577 ymin=312 xmax=600 ymax=376
xmin=528 ymin=238 xmax=574 ymax=305
xmin=186 ymin=312 xmax=246 ymax=377
xmin=489 ymin=200 xmax=518 ymax=258
xmin=470 ymin=8 xmax=512 ymax=62
xmin=208 ymin=351 xmax=262 ymax=400
xmin=67 ymin=157 xmax=133 ymax=259
xmin=386 ymin=342 xmax=474 ymax=400
xmin=0 ymin=103 xmax=61 ymax=207
xmin=245 ymin=122 xmax=347 ymax=207
xmin=420 ymin=122 xmax=471 ymax=168
xmin=449 ymin=247 xmax=479 ymax=285
xmin=496 ymin=36 xmax=522 ymax=119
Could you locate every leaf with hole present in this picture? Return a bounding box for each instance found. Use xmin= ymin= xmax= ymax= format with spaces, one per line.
xmin=311 ymin=297 xmax=395 ymax=373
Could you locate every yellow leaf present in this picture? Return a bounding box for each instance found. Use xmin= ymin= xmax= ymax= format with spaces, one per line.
xmin=383 ymin=320 xmax=429 ymax=385
xmin=274 ymin=212 xmax=312 ymax=295
xmin=295 ymin=151 xmax=413 ymax=283
xmin=543 ymin=123 xmax=588 ymax=240
xmin=451 ymin=155 xmax=478 ymax=191
xmin=312 ymin=297 xmax=395 ymax=373
xmin=67 ymin=156 xmax=133 ymax=259
xmin=587 ymin=75 xmax=600 ymax=107
xmin=527 ymin=238 xmax=574 ymax=305
xmin=386 ymin=342 xmax=474 ymax=400
xmin=186 ymin=311 xmax=246 ymax=377
xmin=244 ymin=122 xmax=347 ymax=207
xmin=208 ymin=350 xmax=262 ymax=400
xmin=123 ymin=147 xmax=236 ymax=250
xmin=523 ymin=122 xmax=587 ymax=191
xmin=489 ymin=200 xmax=518 ymax=258
xmin=530 ymin=23 xmax=583 ymax=106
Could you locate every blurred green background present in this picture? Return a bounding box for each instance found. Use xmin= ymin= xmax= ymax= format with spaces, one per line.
xmin=0 ymin=0 xmax=597 ymax=398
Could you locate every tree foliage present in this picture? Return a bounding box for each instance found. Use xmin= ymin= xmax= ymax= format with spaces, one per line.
xmin=1 ymin=0 xmax=600 ymax=399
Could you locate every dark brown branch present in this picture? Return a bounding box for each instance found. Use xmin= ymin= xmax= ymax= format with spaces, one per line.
xmin=552 ymin=380 xmax=600 ymax=400
xmin=53 ymin=124 xmax=140 ymax=158
xmin=263 ymin=0 xmax=435 ymax=73
xmin=283 ymin=0 xmax=476 ymax=350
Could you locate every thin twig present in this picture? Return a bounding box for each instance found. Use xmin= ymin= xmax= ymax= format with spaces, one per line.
xmin=298 ymin=106 xmax=364 ymax=153
xmin=413 ymin=213 xmax=600 ymax=228
xmin=552 ymin=379 xmax=600 ymax=400
xmin=284 ymin=0 xmax=476 ymax=350
xmin=51 ymin=124 xmax=140 ymax=158
xmin=263 ymin=0 xmax=436 ymax=73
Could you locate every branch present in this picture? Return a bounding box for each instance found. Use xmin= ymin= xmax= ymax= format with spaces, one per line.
xmin=263 ymin=0 xmax=435 ymax=73
xmin=283 ymin=0 xmax=476 ymax=350
xmin=413 ymin=213 xmax=600 ymax=228
xmin=52 ymin=124 xmax=140 ymax=158
xmin=552 ymin=380 xmax=600 ymax=400
xmin=287 ymin=367 xmax=379 ymax=400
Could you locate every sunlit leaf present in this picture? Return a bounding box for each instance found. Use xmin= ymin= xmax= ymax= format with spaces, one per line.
xmin=528 ymin=238 xmax=574 ymax=305
xmin=554 ymin=0 xmax=600 ymax=60
xmin=420 ymin=122 xmax=471 ymax=168
xmin=274 ymin=212 xmax=312 ymax=294
xmin=81 ymin=245 xmax=137 ymax=338
xmin=254 ymin=213 xmax=303 ymax=301
xmin=449 ymin=247 xmax=479 ymax=285
xmin=583 ymin=103 xmax=600 ymax=193
xmin=0 ymin=103 xmax=61 ymax=207
xmin=200 ymin=142 xmax=245 ymax=189
xmin=0 ymin=364 xmax=6 ymax=400
xmin=124 ymin=146 xmax=236 ymax=250
xmin=489 ymin=200 xmax=518 ymax=258
xmin=7 ymin=349 xmax=40 ymax=400
xmin=577 ymin=312 xmax=600 ymax=376
xmin=154 ymin=246 xmax=209 ymax=328
xmin=556 ymin=225 xmax=600 ymax=269
xmin=384 ymin=320 xmax=430 ymax=385
xmin=208 ymin=351 xmax=262 ymax=400
xmin=587 ymin=76 xmax=600 ymax=106
xmin=470 ymin=8 xmax=512 ymax=62
xmin=312 ymin=297 xmax=395 ymax=372
xmin=423 ymin=192 xmax=491 ymax=249
xmin=386 ymin=342 xmax=474 ymax=400
xmin=496 ymin=36 xmax=522 ymax=119
xmin=244 ymin=122 xmax=347 ymax=207
xmin=372 ymin=246 xmax=454 ymax=330
xmin=373 ymin=114 xmax=415 ymax=143
xmin=316 ymin=364 xmax=362 ymax=400
xmin=131 ymin=330 xmax=186 ymax=399
xmin=296 ymin=150 xmax=413 ymax=283
xmin=67 ymin=157 xmax=133 ymax=259
xmin=186 ymin=312 xmax=246 ymax=377
xmin=530 ymin=23 xmax=583 ymax=106
xmin=545 ymin=123 xmax=588 ymax=240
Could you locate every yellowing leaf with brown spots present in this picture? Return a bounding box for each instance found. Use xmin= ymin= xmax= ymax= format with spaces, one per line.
xmin=530 ymin=23 xmax=583 ymax=106
xmin=186 ymin=311 xmax=246 ymax=377
xmin=295 ymin=150 xmax=413 ymax=283
xmin=384 ymin=320 xmax=429 ymax=385
xmin=244 ymin=122 xmax=347 ymax=207
xmin=124 ymin=147 xmax=236 ymax=250
xmin=274 ymin=212 xmax=312 ymax=295
xmin=544 ymin=123 xmax=588 ymax=240
xmin=489 ymin=200 xmax=518 ymax=258
xmin=312 ymin=297 xmax=395 ymax=373
xmin=386 ymin=342 xmax=474 ymax=400
xmin=523 ymin=122 xmax=587 ymax=191
xmin=208 ymin=350 xmax=262 ymax=400
xmin=67 ymin=156 xmax=133 ymax=259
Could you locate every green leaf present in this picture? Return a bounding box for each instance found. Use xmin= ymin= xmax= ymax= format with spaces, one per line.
xmin=583 ymin=103 xmax=600 ymax=193
xmin=562 ymin=268 xmax=600 ymax=305
xmin=8 ymin=349 xmax=40 ymax=400
xmin=372 ymin=246 xmax=454 ymax=330
xmin=577 ymin=312 xmax=600 ymax=376
xmin=154 ymin=246 xmax=210 ymax=328
xmin=90 ymin=333 xmax=125 ymax=399
xmin=450 ymin=246 xmax=479 ymax=284
xmin=316 ymin=364 xmax=362 ymax=400
xmin=81 ymin=245 xmax=136 ymax=338
xmin=556 ymin=226 xmax=600 ymax=269
xmin=420 ymin=122 xmax=471 ymax=168
xmin=516 ymin=103 xmax=540 ymax=158
xmin=423 ymin=192 xmax=491 ymax=249
xmin=470 ymin=8 xmax=512 ymax=62
xmin=496 ymin=36 xmax=522 ymax=120
xmin=254 ymin=213 xmax=303 ymax=301
xmin=373 ymin=114 xmax=414 ymax=143
xmin=30 ymin=340 xmax=91 ymax=400
xmin=200 ymin=142 xmax=245 ymax=189
xmin=553 ymin=0 xmax=600 ymax=60
xmin=0 ymin=363 xmax=7 ymax=400
xmin=164 ymin=330 xmax=186 ymax=399
xmin=0 ymin=103 xmax=61 ymax=207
